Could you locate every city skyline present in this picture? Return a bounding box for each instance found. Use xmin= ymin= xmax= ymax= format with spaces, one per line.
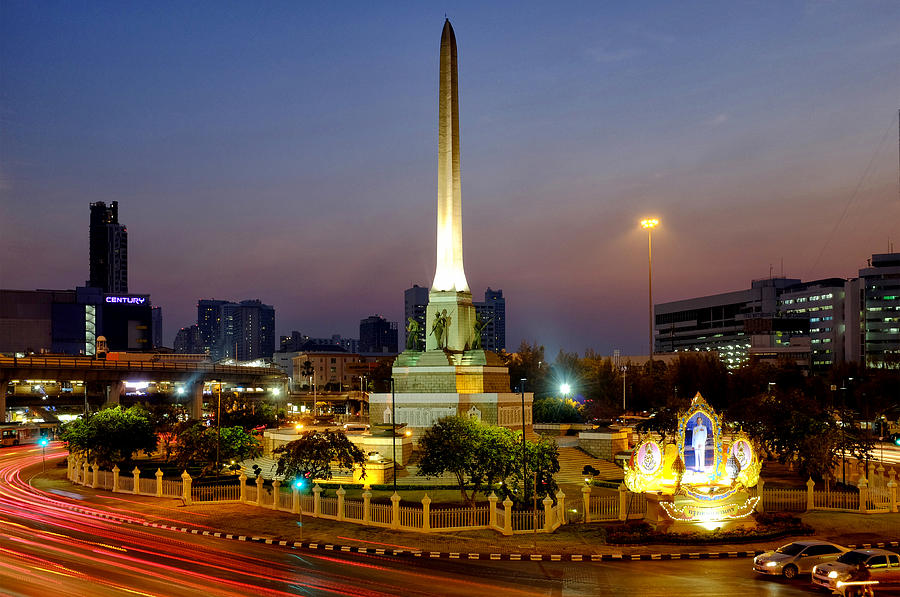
xmin=2 ymin=3 xmax=899 ymax=356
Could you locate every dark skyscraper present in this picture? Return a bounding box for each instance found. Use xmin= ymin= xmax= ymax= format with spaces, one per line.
xmin=404 ymin=284 xmax=429 ymax=350
xmin=88 ymin=201 xmax=128 ymax=293
xmin=196 ymin=298 xmax=275 ymax=360
xmin=359 ymin=315 xmax=398 ymax=354
xmin=474 ymin=287 xmax=506 ymax=352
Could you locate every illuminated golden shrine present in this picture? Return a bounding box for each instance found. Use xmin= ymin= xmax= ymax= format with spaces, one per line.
xmin=624 ymin=393 xmax=761 ymax=529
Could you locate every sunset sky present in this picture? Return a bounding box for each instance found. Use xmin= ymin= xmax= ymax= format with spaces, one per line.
xmin=2 ymin=1 xmax=898 ymax=356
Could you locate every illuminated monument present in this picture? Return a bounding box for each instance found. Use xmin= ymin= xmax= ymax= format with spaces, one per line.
xmin=624 ymin=393 xmax=762 ymax=530
xmin=369 ymin=20 xmax=532 ymax=439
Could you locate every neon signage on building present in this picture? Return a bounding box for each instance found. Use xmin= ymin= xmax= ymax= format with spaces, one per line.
xmin=105 ymin=296 xmax=146 ymax=305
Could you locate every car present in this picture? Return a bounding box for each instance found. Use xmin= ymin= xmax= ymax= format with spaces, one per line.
xmin=812 ymin=548 xmax=900 ymax=595
xmin=753 ymin=540 xmax=848 ymax=579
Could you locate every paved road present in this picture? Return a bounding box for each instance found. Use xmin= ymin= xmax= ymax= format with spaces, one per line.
xmin=0 ymin=444 xmax=894 ymax=596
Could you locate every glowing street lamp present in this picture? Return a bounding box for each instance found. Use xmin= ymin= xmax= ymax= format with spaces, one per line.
xmin=560 ymin=383 xmax=571 ymax=397
xmin=640 ymin=218 xmax=660 ymax=372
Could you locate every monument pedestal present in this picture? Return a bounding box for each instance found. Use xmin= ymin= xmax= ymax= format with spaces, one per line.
xmin=370 ymin=349 xmax=533 ymax=443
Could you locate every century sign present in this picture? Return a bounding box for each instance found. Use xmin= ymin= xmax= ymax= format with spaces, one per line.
xmin=105 ymin=296 xmax=147 ymax=305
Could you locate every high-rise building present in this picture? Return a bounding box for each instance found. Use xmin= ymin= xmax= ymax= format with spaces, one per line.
xmin=195 ymin=298 xmax=275 ymax=360
xmin=359 ymin=315 xmax=398 ymax=354
xmin=174 ymin=324 xmax=202 ymax=353
xmin=87 ymin=201 xmax=128 ymax=293
xmin=151 ymin=306 xmax=162 ymax=349
xmin=778 ymin=278 xmax=847 ymax=368
xmin=197 ymin=299 xmax=229 ymax=357
xmin=474 ymin=287 xmax=506 ymax=351
xmin=855 ymin=253 xmax=900 ymax=368
xmin=227 ymin=299 xmax=276 ymax=361
xmin=404 ymin=285 xmax=429 ymax=349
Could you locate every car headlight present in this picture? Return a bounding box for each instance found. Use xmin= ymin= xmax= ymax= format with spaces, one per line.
xmin=765 ymin=561 xmax=778 ymax=567
xmin=828 ymin=571 xmax=838 ymax=579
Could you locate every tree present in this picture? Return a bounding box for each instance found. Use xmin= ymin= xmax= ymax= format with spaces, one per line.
xmin=418 ymin=416 xmax=560 ymax=506
xmin=274 ymin=430 xmax=366 ymax=484
xmin=506 ymin=341 xmax=549 ymax=398
xmin=504 ymin=435 xmax=561 ymax=507
xmin=218 ymin=393 xmax=279 ymax=430
xmin=532 ymin=396 xmax=583 ymax=423
xmin=174 ymin=421 xmax=262 ymax=476
xmin=59 ymin=405 xmax=157 ymax=468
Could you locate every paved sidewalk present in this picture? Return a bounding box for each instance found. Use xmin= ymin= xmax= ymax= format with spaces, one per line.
xmin=31 ymin=461 xmax=900 ymax=562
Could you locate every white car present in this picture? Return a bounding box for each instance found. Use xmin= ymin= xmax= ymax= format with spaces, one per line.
xmin=753 ymin=540 xmax=847 ymax=579
xmin=812 ymin=548 xmax=900 ymax=595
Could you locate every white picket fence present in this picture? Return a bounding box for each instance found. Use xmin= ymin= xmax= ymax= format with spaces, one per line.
xmin=66 ymin=454 xmax=567 ymax=536
xmin=757 ymin=464 xmax=899 ymax=514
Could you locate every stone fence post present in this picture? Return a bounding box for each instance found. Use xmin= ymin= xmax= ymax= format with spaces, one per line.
xmin=362 ymin=485 xmax=371 ymax=524
xmin=488 ymin=492 xmax=498 ymax=529
xmin=292 ymin=482 xmax=300 ymax=514
xmin=83 ymin=461 xmax=90 ymax=485
xmin=313 ymin=484 xmax=322 ymax=517
xmin=336 ymin=486 xmax=345 ymax=521
xmin=421 ymin=493 xmax=431 ymax=531
xmin=256 ymin=475 xmax=265 ymax=507
xmin=756 ymin=478 xmax=765 ymax=513
xmin=272 ymin=479 xmax=281 ymax=510
xmin=582 ymin=484 xmax=592 ymax=523
xmin=806 ymin=478 xmax=815 ymax=511
xmin=556 ymin=490 xmax=566 ymax=525
xmin=502 ymin=496 xmax=513 ymax=536
xmin=889 ymin=468 xmax=898 ymax=513
xmin=390 ymin=492 xmax=400 ymax=530
xmin=181 ymin=470 xmax=192 ymax=505
xmin=238 ymin=472 xmax=247 ymax=503
xmin=858 ymin=476 xmax=868 ymax=513
xmin=617 ymin=483 xmax=628 ymax=521
xmin=112 ymin=465 xmax=120 ymax=492
xmin=91 ymin=464 xmax=99 ymax=489
xmin=542 ymin=495 xmax=553 ymax=532
xmin=67 ymin=457 xmax=73 ymax=480
xmin=132 ymin=466 xmax=141 ymax=494
xmin=155 ymin=469 xmax=164 ymax=498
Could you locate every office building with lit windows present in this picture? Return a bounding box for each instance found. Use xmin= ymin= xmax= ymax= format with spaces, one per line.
xmin=854 ymin=253 xmax=900 ymax=368
xmin=655 ymin=277 xmax=801 ymax=368
xmin=778 ymin=278 xmax=847 ymax=368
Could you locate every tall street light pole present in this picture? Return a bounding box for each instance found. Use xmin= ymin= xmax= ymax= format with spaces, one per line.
xmin=519 ymin=378 xmax=527 ymax=508
xmin=640 ymin=218 xmax=660 ymax=373
xmin=390 ymin=377 xmax=397 ymax=495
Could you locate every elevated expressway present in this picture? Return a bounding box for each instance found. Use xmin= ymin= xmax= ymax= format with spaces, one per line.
xmin=0 ymin=355 xmax=287 ymax=422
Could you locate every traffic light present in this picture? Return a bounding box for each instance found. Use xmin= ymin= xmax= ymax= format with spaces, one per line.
xmin=38 ymin=438 xmax=49 ymax=447
xmin=293 ymin=479 xmax=305 ymax=490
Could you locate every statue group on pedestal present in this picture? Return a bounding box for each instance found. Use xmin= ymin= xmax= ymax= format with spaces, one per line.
xmin=431 ymin=309 xmax=449 ymax=349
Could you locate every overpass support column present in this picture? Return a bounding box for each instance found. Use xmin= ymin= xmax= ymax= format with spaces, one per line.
xmin=188 ymin=383 xmax=204 ymax=420
xmin=0 ymin=378 xmax=8 ymax=423
xmin=106 ymin=381 xmax=125 ymax=406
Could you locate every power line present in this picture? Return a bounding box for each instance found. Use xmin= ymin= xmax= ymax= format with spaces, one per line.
xmin=809 ymin=111 xmax=898 ymax=275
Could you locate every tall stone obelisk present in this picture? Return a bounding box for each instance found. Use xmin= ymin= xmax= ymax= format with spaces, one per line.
xmin=369 ymin=20 xmax=531 ymax=447
xmin=426 ymin=19 xmax=476 ymax=352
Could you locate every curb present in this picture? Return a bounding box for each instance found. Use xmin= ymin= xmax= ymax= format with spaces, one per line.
xmin=30 ymin=467 xmax=900 ymax=564
xmin=35 ymin=500 xmax=900 ymax=562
